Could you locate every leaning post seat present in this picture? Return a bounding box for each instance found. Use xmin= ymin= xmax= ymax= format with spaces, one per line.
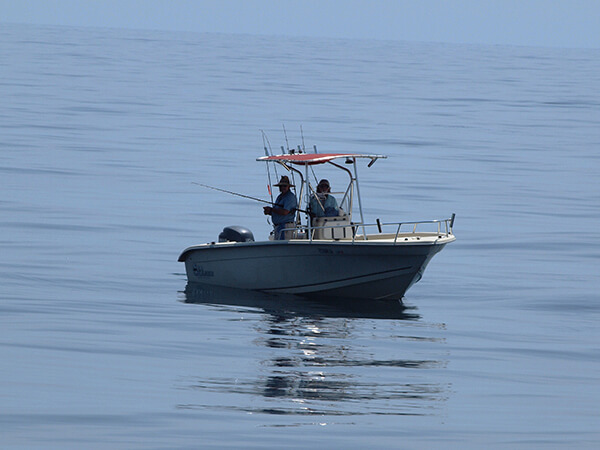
xmin=311 ymin=212 xmax=352 ymax=240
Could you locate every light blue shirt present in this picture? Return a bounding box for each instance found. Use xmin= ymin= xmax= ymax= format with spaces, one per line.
xmin=309 ymin=194 xmax=339 ymax=217
xmin=272 ymin=190 xmax=297 ymax=225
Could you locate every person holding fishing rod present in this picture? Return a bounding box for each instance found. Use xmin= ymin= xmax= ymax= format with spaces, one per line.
xmin=193 ymin=176 xmax=300 ymax=239
xmin=263 ymin=176 xmax=297 ymax=240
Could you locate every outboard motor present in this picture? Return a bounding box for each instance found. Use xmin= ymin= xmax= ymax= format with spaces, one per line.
xmin=218 ymin=226 xmax=255 ymax=243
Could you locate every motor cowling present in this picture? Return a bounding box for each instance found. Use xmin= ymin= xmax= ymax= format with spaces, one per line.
xmin=218 ymin=226 xmax=255 ymax=243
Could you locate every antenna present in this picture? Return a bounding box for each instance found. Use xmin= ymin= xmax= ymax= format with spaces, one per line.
xmin=300 ymin=125 xmax=306 ymax=152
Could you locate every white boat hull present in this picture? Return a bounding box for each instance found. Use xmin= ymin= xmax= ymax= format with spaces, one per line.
xmin=178 ymin=235 xmax=454 ymax=300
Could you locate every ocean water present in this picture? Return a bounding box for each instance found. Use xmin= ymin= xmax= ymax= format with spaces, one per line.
xmin=1 ymin=23 xmax=599 ymax=449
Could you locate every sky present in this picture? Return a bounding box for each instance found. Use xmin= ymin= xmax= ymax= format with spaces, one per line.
xmin=1 ymin=0 xmax=599 ymax=49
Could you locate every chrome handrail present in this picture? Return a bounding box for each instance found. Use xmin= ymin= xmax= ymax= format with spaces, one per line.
xmin=290 ymin=215 xmax=455 ymax=242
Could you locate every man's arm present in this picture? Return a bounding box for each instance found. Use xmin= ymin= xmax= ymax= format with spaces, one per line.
xmin=264 ymin=205 xmax=290 ymax=215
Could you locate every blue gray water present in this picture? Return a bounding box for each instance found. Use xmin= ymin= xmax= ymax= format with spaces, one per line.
xmin=1 ymin=23 xmax=599 ymax=448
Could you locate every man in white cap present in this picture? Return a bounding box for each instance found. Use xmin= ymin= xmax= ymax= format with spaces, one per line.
xmin=263 ymin=175 xmax=297 ymax=239
xmin=309 ymin=179 xmax=339 ymax=217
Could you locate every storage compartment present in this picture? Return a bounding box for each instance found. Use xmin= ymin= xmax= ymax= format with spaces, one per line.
xmin=311 ymin=215 xmax=353 ymax=240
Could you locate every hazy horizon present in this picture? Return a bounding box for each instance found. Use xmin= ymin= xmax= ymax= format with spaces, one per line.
xmin=2 ymin=0 xmax=599 ymax=49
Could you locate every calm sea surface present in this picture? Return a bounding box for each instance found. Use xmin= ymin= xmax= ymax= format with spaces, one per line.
xmin=1 ymin=23 xmax=599 ymax=449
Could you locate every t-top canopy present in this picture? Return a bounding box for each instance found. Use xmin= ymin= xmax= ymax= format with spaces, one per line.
xmin=257 ymin=153 xmax=387 ymax=165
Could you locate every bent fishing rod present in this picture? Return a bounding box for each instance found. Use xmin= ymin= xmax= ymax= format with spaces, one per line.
xmin=192 ymin=182 xmax=309 ymax=214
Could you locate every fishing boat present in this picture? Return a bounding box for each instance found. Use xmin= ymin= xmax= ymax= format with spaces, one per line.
xmin=179 ymin=148 xmax=455 ymax=300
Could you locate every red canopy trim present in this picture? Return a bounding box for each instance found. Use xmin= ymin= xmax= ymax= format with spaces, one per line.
xmin=257 ymin=153 xmax=386 ymax=165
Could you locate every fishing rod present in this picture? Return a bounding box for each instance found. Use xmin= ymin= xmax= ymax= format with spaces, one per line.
xmin=282 ymin=124 xmax=290 ymax=152
xmin=193 ymin=182 xmax=274 ymax=205
xmin=261 ymin=130 xmax=275 ymax=204
xmin=192 ymin=182 xmax=309 ymax=214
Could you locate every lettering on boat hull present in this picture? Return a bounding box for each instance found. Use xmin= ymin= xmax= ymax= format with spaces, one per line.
xmin=193 ymin=264 xmax=214 ymax=277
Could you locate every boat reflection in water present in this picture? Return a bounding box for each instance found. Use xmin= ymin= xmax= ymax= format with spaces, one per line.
xmin=181 ymin=283 xmax=448 ymax=418
xmin=183 ymin=282 xmax=417 ymax=320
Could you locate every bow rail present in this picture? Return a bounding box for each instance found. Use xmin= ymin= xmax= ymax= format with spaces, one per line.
xmin=285 ymin=214 xmax=455 ymax=243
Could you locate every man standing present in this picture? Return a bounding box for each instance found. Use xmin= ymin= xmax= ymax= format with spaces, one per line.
xmin=263 ymin=176 xmax=297 ymax=240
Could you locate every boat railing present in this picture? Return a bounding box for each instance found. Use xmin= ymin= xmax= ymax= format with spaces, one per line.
xmin=291 ymin=213 xmax=455 ymax=242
